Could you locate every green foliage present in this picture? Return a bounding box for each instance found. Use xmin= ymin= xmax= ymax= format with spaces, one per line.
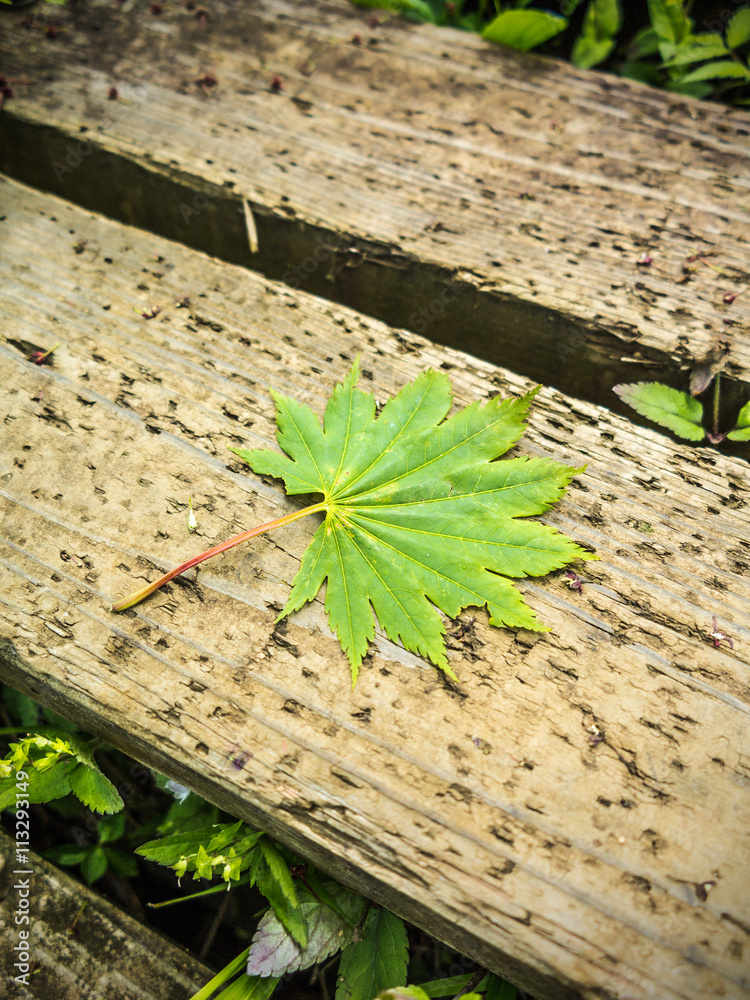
xmin=0 ymin=687 xmax=81 ymax=734
xmin=622 ymin=2 xmax=750 ymax=99
xmin=613 ymin=382 xmax=705 ymax=440
xmin=727 ymin=8 xmax=750 ymax=49
xmin=560 ymin=0 xmax=587 ymax=14
xmin=143 ymin=817 xmax=519 ymax=1000
xmin=485 ymin=973 xmax=518 ymax=1000
xmin=647 ymin=0 xmax=691 ymax=48
xmin=256 ymin=840 xmax=308 ymax=948
xmin=680 ymin=59 xmax=750 ymax=84
xmin=246 ymin=883 xmax=367 ymax=977
xmin=377 ymin=989 xmax=484 ymax=1000
xmin=378 ymin=989 xmax=431 ymax=1000
xmin=138 ymin=823 xmax=308 ymax=948
xmin=1 ymin=687 xmax=520 ymax=1000
xmin=661 ymin=34 xmax=730 ymax=67
xmin=155 ymin=781 xmax=221 ymax=835
xmin=614 ymin=378 xmax=750 ymax=446
xmin=234 ymin=361 xmax=589 ymax=682
xmin=571 ymin=0 xmax=622 ymax=68
xmin=727 ymin=400 xmax=750 ymax=441
xmin=210 ymin=975 xmax=281 ymax=1000
xmin=336 ymin=908 xmax=409 ymax=1000
xmin=45 ymin=812 xmax=138 ymax=885
xmin=349 ymin=0 xmax=440 ymax=21
xmin=344 ymin=0 xmax=750 ymax=104
xmin=2 ymin=688 xmax=43 ymax=728
xmin=348 ymin=0 xmax=570 ymax=50
xmin=188 ymin=949 xmax=280 ymax=1000
xmin=481 ymin=10 xmax=568 ymax=50
xmin=137 ymin=821 xmax=264 ymax=883
xmin=0 ymin=729 xmax=123 ymax=814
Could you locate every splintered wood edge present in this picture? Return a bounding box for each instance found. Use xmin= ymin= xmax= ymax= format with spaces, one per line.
xmin=0 ymin=0 xmax=748 ymax=425
xmin=0 ymin=177 xmax=749 ymax=1000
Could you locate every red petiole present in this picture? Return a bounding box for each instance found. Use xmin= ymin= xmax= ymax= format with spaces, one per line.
xmin=111 ymin=501 xmax=325 ymax=613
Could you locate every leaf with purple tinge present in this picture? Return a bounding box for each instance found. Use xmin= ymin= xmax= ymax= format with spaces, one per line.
xmin=247 ymin=884 xmax=366 ymax=978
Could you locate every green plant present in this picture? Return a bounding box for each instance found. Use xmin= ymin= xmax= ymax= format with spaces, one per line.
xmin=138 ymin=817 xmax=518 ymax=1000
xmin=346 ymin=0 xmax=750 ymax=104
xmin=349 ymin=0 xmax=571 ymax=50
xmin=614 ymin=373 xmax=750 ymax=445
xmin=614 ymin=1 xmax=750 ymax=99
xmin=570 ymin=0 xmax=622 ymax=69
xmin=112 ymin=361 xmax=591 ymax=683
xmin=45 ymin=811 xmax=139 ymax=885
xmin=0 ymin=688 xmax=519 ymax=1000
xmin=480 ymin=7 xmax=569 ymax=51
xmin=139 ymin=816 xmax=511 ymax=1000
xmin=0 ymin=729 xmax=123 ymax=814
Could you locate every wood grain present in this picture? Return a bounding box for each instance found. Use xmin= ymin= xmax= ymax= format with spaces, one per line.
xmin=0 ymin=0 xmax=749 ymax=425
xmin=0 ymin=831 xmax=212 ymax=999
xmin=1 ymin=177 xmax=749 ymax=999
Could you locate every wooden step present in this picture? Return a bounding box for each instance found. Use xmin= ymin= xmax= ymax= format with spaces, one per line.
xmin=1 ymin=176 xmax=749 ymax=1000
xmin=1 ymin=0 xmax=749 ymax=426
xmin=0 ymin=829 xmax=212 ymax=998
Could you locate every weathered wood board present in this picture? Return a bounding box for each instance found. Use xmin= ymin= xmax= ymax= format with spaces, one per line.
xmin=1 ymin=177 xmax=750 ymax=1000
xmin=1 ymin=0 xmax=749 ymax=423
xmin=0 ymin=830 xmax=213 ymax=999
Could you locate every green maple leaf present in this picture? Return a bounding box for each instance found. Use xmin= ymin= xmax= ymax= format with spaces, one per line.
xmin=233 ymin=362 xmax=589 ymax=682
xmin=113 ymin=362 xmax=590 ymax=682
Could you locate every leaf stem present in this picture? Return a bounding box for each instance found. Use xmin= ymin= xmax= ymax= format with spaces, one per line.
xmin=147 ymin=877 xmax=250 ymax=909
xmin=452 ymin=968 xmax=488 ymax=1000
xmin=712 ymin=372 xmax=721 ymax=440
xmin=111 ymin=501 xmax=325 ymax=612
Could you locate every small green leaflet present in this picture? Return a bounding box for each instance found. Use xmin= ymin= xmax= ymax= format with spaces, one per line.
xmin=727 ymin=8 xmax=750 ymax=49
xmin=137 ymin=823 xmax=242 ymax=867
xmin=613 ymin=381 xmax=705 ymax=441
xmin=256 ymin=840 xmax=307 ymax=949
xmin=481 ymin=9 xmax=568 ymax=51
xmin=728 ymin=399 xmax=750 ymax=441
xmin=234 ymin=362 xmax=589 ymax=682
xmin=336 ymin=908 xmax=409 ymax=1000
xmin=571 ymin=0 xmax=623 ymax=70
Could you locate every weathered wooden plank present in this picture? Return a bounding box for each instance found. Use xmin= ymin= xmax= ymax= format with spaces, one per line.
xmin=0 ymin=831 xmax=212 ymax=999
xmin=1 ymin=0 xmax=749 ymax=425
xmin=1 ymin=177 xmax=749 ymax=1000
